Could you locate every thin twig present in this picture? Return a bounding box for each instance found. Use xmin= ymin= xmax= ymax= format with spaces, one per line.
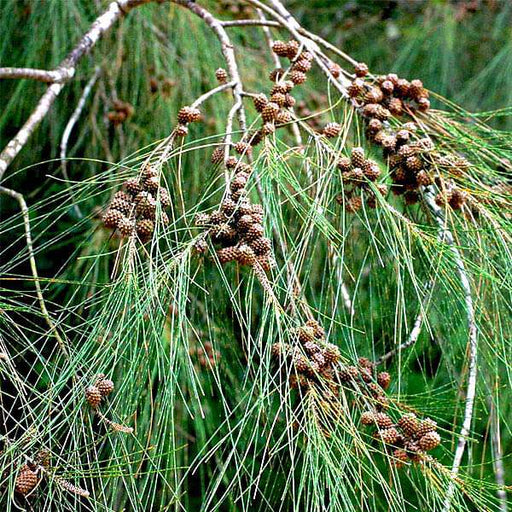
xmin=0 ymin=67 xmax=73 ymax=83
xmin=0 ymin=186 xmax=68 ymax=357
xmin=221 ymin=19 xmax=280 ymax=28
xmin=190 ymin=80 xmax=236 ymax=108
xmin=60 ymin=66 xmax=102 ymax=218
xmin=0 ymin=0 xmax=162 ymax=180
xmin=423 ymin=188 xmax=478 ymax=511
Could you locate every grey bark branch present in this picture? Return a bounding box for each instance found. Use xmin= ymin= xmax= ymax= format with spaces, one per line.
xmin=0 ymin=67 xmax=73 ymax=83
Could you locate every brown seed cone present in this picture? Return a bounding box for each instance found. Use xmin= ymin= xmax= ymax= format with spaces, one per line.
xmin=157 ymin=187 xmax=171 ymax=208
xmin=290 ymin=70 xmax=307 ymax=85
xmin=85 ymin=385 xmax=102 ymax=408
xmin=323 ymin=343 xmax=341 ymax=364
xmin=412 ymin=137 xmax=435 ymax=151
xmin=272 ymin=40 xmax=288 ymax=57
xmin=364 ymin=87 xmax=384 ymax=104
xmin=361 ymin=411 xmax=376 ymax=425
xmin=305 ymin=319 xmax=325 ymax=339
xmin=395 ymin=78 xmax=411 ymax=98
xmin=177 ymin=106 xmax=201 ymax=124
xmin=417 ymin=418 xmax=437 ymax=438
xmin=358 ymin=357 xmax=375 ymax=370
xmin=398 ymin=413 xmax=419 ymax=437
xmin=354 ymin=62 xmax=369 ymax=77
xmin=387 ymin=97 xmax=404 ymax=116
xmin=256 ymin=253 xmax=275 ymax=272
xmin=345 ymin=195 xmax=363 ymax=213
xmin=405 ymin=440 xmax=421 ymax=461
xmin=195 ymin=213 xmax=211 ymax=226
xmin=215 ymin=67 xmax=228 ymax=84
xmin=136 ymin=219 xmax=154 ymax=240
xmin=367 ymin=118 xmax=383 ymax=133
xmin=293 ymin=354 xmax=310 ymax=374
xmin=393 ymin=167 xmax=407 ymax=182
xmin=375 ymin=412 xmax=393 ymax=429
xmin=217 ymin=246 xmax=239 ymax=264
xmin=350 ymin=147 xmax=366 ymax=168
xmin=261 ymin=122 xmax=276 ymax=136
xmin=377 ymin=371 xmax=391 ymax=390
xmin=372 ymin=130 xmax=387 ymax=146
xmin=276 ymin=110 xmax=292 ymax=125
xmin=193 ymin=238 xmax=208 ymax=254
xmin=338 ymin=365 xmax=359 ymax=382
xmin=395 ymin=130 xmax=411 ymax=144
xmin=234 ymin=141 xmax=252 ymax=156
xmin=337 ymin=157 xmax=352 ymax=173
xmin=380 ymin=79 xmax=394 ymax=95
xmin=245 ymin=223 xmax=264 ymax=241
xmin=117 ymin=217 xmax=135 ymax=237
xmin=392 ymin=449 xmax=409 ymax=468
xmin=312 ymin=352 xmax=326 ymax=367
xmin=135 ymin=191 xmax=157 ymax=217
xmin=15 ymin=465 xmax=38 ymax=495
xmin=293 ymin=59 xmax=312 ymax=73
xmin=323 ymin=122 xmax=342 ymax=138
xmin=404 ymin=191 xmax=420 ymax=205
xmin=220 ymin=198 xmax=236 ymax=216
xmin=237 ymin=214 xmax=254 ymax=232
xmin=304 ymin=341 xmax=321 ymax=355
xmin=102 ymin=208 xmax=124 ymax=229
xmin=250 ymin=236 xmax=271 ymax=255
xmin=231 ymin=175 xmax=247 ymax=192
xmin=417 ymin=97 xmax=430 ymax=112
xmin=270 ymin=91 xmax=286 ymax=107
xmin=378 ymin=427 xmax=399 ymax=445
xmin=237 ymin=244 xmax=256 ymax=266
xmin=363 ymin=161 xmax=381 ymax=181
xmin=406 ymin=156 xmax=423 ymax=172
xmin=449 ymin=189 xmax=467 ymax=210
xmin=348 ymin=78 xmax=365 ymax=97
xmin=211 ymin=223 xmax=237 ymax=243
xmin=211 ymin=147 xmax=225 ymax=164
xmin=298 ymin=325 xmax=316 ymax=344
xmin=143 ymin=175 xmax=160 ymax=194
xmin=360 ymin=367 xmax=373 ymax=383
xmin=286 ymin=39 xmax=300 ymax=59
xmin=328 ymin=62 xmax=342 ymax=78
xmin=375 ymin=105 xmax=391 ymax=121
xmin=124 ymin=178 xmax=142 ymax=196
xmin=361 ymin=103 xmax=380 ymax=118
xmin=262 ymin=102 xmax=280 ymax=122
xmin=398 ymin=144 xmax=416 ymax=159
xmin=416 ymin=170 xmax=432 ymax=186
xmin=253 ymin=94 xmax=268 ymax=114
xmin=97 ymin=378 xmax=114 ymax=397
xmin=283 ymin=93 xmax=296 ymax=108
xmin=418 ymin=431 xmax=441 ymax=451
xmin=175 ymin=124 xmax=188 ymax=137
xmin=409 ymin=79 xmax=425 ymax=100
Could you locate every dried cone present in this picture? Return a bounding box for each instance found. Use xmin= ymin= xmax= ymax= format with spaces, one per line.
xmin=177 ymin=106 xmax=201 ymax=124
xmin=419 ymin=431 xmax=441 ymax=451
xmin=103 ymin=209 xmax=124 ymax=229
xmin=85 ymin=385 xmax=102 ymax=408
xmin=217 ymin=246 xmax=239 ymax=264
xmin=351 ymin=147 xmax=366 ymax=168
xmin=361 ymin=411 xmax=375 ymax=426
xmin=215 ymin=68 xmax=228 ymax=84
xmin=286 ymin=40 xmax=300 ymax=59
xmin=237 ymin=244 xmax=256 ymax=266
xmin=378 ymin=427 xmax=399 ymax=445
xmin=375 ymin=412 xmax=393 ymax=429
xmin=348 ymin=78 xmax=365 ymax=97
xmin=175 ymin=124 xmax=188 ymax=137
xmin=253 ymin=93 xmax=268 ymax=113
xmin=293 ymin=59 xmax=312 ymax=73
xmin=290 ymin=70 xmax=307 ymax=85
xmin=392 ymin=449 xmax=409 ymax=468
xmin=211 ymin=147 xmax=224 ymax=164
xmin=117 ymin=217 xmax=135 ymax=237
xmin=262 ymin=102 xmax=280 ymax=122
xmin=354 ymin=62 xmax=369 ymax=77
xmin=97 ymin=378 xmax=115 ymax=397
xmin=15 ymin=465 xmax=38 ymax=495
xmin=417 ymin=418 xmax=437 ymax=438
xmin=323 ymin=122 xmax=342 ymax=138
xmin=323 ymin=343 xmax=340 ymax=364
xmin=272 ymin=40 xmax=288 ymax=57
xmin=398 ymin=413 xmax=419 ymax=437
xmin=345 ymin=195 xmax=363 ymax=213
xmin=234 ymin=141 xmax=252 ymax=156
xmin=377 ymin=371 xmax=391 ymax=390
xmin=337 ymin=157 xmax=352 ymax=173
xmin=298 ymin=325 xmax=315 ymax=344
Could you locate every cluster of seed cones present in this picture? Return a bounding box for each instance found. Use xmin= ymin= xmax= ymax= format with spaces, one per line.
xmin=336 ymin=147 xmax=388 ymax=212
xmin=348 ymin=63 xmax=430 ymax=119
xmin=348 ymin=62 xmax=469 ymax=209
xmin=107 ymin=99 xmax=134 ymax=126
xmin=189 ymin=340 xmax=220 ymax=370
xmin=195 ymin=158 xmax=274 ymax=271
xmin=102 ymin=165 xmax=170 ymax=242
xmin=85 ymin=374 xmax=114 ymax=408
xmin=271 ymin=320 xmax=341 ymax=390
xmin=361 ymin=409 xmax=441 ymax=468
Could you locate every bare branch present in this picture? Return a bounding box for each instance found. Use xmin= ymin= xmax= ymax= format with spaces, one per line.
xmin=0 ymin=67 xmax=73 ymax=83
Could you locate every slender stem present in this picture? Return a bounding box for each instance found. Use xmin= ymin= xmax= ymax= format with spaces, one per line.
xmin=0 ymin=67 xmax=73 ymax=83
xmin=221 ymin=19 xmax=280 ymax=28
xmin=423 ymin=188 xmax=478 ymax=511
xmin=0 ymin=186 xmax=68 ymax=357
xmin=190 ymin=80 xmax=236 ymax=109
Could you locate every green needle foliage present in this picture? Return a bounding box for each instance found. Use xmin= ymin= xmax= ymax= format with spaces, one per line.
xmin=0 ymin=1 xmax=511 ymax=511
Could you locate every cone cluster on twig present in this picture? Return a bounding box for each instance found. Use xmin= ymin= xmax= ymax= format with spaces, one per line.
xmin=361 ymin=409 xmax=441 ymax=468
xmin=102 ymin=164 xmax=170 ymax=242
xmin=176 ymin=105 xmax=202 ymax=137
xmin=195 ymin=158 xmax=274 ymax=272
xmin=336 ymin=147 xmax=388 ymax=212
xmin=349 ymin=62 xmax=469 ymax=209
xmin=85 ymin=374 xmax=115 ymax=409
